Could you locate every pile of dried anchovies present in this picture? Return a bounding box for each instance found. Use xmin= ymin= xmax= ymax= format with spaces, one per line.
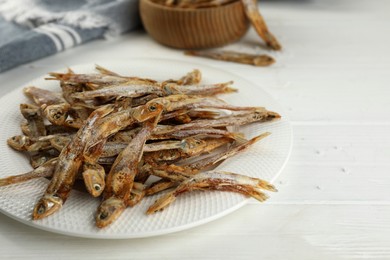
xmin=2 ymin=66 xmax=280 ymax=228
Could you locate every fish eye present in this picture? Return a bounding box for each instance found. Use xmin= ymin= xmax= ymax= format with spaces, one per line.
xmin=37 ymin=205 xmax=46 ymax=215
xmin=99 ymin=212 xmax=108 ymax=220
xmin=149 ymin=105 xmax=157 ymax=111
xmin=253 ymin=113 xmax=261 ymax=119
xmin=93 ymin=184 xmax=101 ymax=191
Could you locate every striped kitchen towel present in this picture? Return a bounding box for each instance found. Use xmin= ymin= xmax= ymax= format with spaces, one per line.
xmin=0 ymin=0 xmax=140 ymax=72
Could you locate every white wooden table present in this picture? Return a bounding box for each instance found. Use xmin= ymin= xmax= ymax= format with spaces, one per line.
xmin=1 ymin=0 xmax=389 ymax=259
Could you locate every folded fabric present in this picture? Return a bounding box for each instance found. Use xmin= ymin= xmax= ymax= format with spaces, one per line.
xmin=0 ymin=0 xmax=140 ymax=72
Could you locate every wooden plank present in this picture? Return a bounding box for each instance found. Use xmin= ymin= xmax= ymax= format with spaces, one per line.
xmin=262 ymin=125 xmax=390 ymax=203
xmin=1 ymin=204 xmax=389 ymax=259
xmin=269 ymin=163 xmax=390 ymax=203
xmin=290 ymin=125 xmax=390 ymax=165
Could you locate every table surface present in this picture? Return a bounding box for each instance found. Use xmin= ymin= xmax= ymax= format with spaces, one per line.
xmin=1 ymin=0 xmax=389 ymax=259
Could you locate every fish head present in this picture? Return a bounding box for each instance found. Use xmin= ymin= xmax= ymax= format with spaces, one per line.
xmin=95 ymin=197 xmax=126 ymax=228
xmin=20 ymin=103 xmax=40 ymax=118
xmin=82 ymin=163 xmax=105 ymax=197
xmin=42 ymin=103 xmax=70 ymax=125
xmin=133 ymin=102 xmax=164 ymax=122
xmin=32 ymin=194 xmax=63 ymax=220
xmin=7 ymin=135 xmax=30 ymax=151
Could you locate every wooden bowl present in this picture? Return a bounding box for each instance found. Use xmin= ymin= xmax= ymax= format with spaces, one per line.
xmin=139 ymin=0 xmax=249 ymax=49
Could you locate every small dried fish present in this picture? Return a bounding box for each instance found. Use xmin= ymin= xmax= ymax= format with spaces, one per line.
xmin=241 ymin=0 xmax=282 ymax=50
xmin=186 ymin=132 xmax=270 ymax=171
xmin=71 ymin=81 xmax=235 ymax=100
xmin=143 ymin=133 xmax=269 ymax=182
xmin=147 ymin=170 xmax=277 ymax=214
xmin=0 ymin=158 xmax=57 ymax=187
xmin=20 ymin=103 xmax=46 ymax=137
xmin=96 ymin=113 xmax=161 ymax=228
xmin=163 ymin=81 xmax=237 ymax=96
xmin=150 ymin=128 xmax=242 ymax=140
xmin=153 ymin=108 xmax=279 ymax=136
xmin=51 ymin=138 xmax=201 ymax=158
xmin=24 ymin=86 xmax=65 ymax=106
xmin=185 ymin=50 xmax=275 ymax=67
xmin=71 ymin=83 xmax=163 ymax=100
xmin=41 ymin=103 xmax=71 ymax=126
xmin=151 ymin=94 xmax=261 ymax=113
xmin=7 ymin=135 xmax=52 ymax=152
xmin=144 ymin=137 xmax=231 ymax=163
xmin=82 ymin=162 xmax=106 ymax=197
xmin=48 ymin=71 xmax=157 ymax=87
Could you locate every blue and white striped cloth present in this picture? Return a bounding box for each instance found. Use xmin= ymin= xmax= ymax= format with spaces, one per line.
xmin=0 ymin=0 xmax=140 ymax=72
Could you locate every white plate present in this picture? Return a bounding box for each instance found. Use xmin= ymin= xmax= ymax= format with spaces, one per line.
xmin=0 ymin=59 xmax=292 ymax=239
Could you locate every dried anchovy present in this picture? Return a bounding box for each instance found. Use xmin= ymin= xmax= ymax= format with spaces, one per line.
xmin=241 ymin=0 xmax=282 ymax=50
xmin=185 ymin=50 xmax=275 ymax=67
